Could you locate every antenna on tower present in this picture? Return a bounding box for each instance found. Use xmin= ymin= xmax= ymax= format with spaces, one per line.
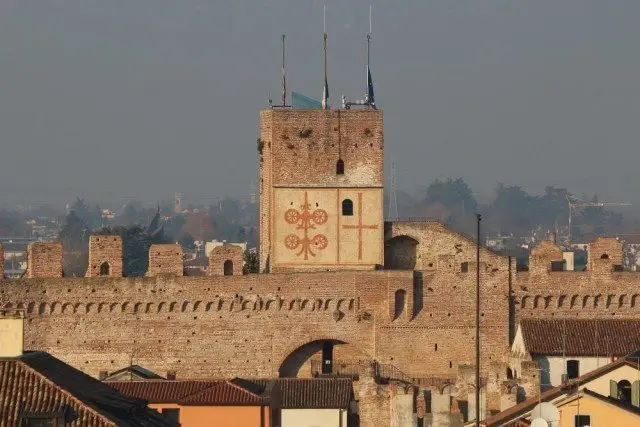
xmin=322 ymin=4 xmax=329 ymax=109
xmin=281 ymin=34 xmax=287 ymax=107
xmin=344 ymin=5 xmax=377 ymax=110
xmin=388 ymin=161 xmax=398 ymax=220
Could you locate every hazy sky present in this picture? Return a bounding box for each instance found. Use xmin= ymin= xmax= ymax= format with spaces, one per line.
xmin=1 ymin=1 xmax=640 ymax=207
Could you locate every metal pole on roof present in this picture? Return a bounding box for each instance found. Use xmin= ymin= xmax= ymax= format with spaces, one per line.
xmin=475 ymin=213 xmax=481 ymax=427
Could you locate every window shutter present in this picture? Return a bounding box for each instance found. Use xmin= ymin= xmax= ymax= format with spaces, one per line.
xmin=610 ymin=379 xmax=618 ymax=398
xmin=632 ymin=380 xmax=640 ymax=407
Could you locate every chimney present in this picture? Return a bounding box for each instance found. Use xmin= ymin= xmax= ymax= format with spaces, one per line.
xmin=549 ymin=232 xmax=557 ymax=244
xmin=0 ymin=310 xmax=24 ymax=357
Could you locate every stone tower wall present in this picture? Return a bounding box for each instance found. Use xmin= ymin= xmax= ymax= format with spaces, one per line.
xmin=208 ymin=244 xmax=244 ymax=276
xmin=26 ymin=242 xmax=63 ymax=278
xmin=86 ymin=235 xmax=123 ymax=277
xmin=147 ymin=244 xmax=183 ymax=277
xmin=259 ymin=109 xmax=384 ymax=273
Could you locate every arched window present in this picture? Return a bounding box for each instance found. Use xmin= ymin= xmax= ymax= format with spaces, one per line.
xmin=506 ymin=367 xmax=514 ymax=380
xmin=342 ymin=199 xmax=353 ymax=216
xmin=99 ymin=262 xmax=110 ymax=276
xmin=223 ymin=260 xmax=233 ymax=276
xmin=393 ymin=289 xmax=406 ymax=320
xmin=618 ymin=380 xmax=632 ymax=403
xmin=566 ymin=359 xmax=580 ymax=379
xmin=336 ymin=159 xmax=344 ymax=175
xmin=601 ymin=253 xmax=610 ymax=259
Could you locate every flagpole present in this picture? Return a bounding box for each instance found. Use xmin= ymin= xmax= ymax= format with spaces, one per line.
xmin=323 ymin=4 xmax=328 ymax=110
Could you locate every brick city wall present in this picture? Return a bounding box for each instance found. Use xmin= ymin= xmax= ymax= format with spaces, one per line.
xmin=26 ymin=242 xmax=63 ymax=278
xmin=146 ymin=244 xmax=183 ymax=277
xmin=208 ymin=245 xmax=244 ymax=276
xmin=0 ymin=267 xmax=510 ymax=381
xmin=0 ymin=244 xmax=3 ymax=279
xmin=86 ymin=235 xmax=123 ymax=277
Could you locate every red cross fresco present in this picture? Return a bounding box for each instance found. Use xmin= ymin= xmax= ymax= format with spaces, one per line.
xmin=342 ymin=193 xmax=378 ymax=260
xmin=284 ymin=192 xmax=329 ymax=260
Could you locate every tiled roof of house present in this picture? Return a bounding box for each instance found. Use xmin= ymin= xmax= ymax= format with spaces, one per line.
xmin=109 ymin=380 xmax=267 ymax=406
xmin=482 ymin=351 xmax=640 ymax=426
xmin=0 ymin=352 xmax=175 ymax=427
xmin=179 ymin=382 xmax=265 ymax=405
xmin=108 ymin=381 xmax=219 ymax=403
xmin=521 ymin=319 xmax=640 ymax=356
xmin=102 ymin=365 xmax=165 ymax=381
xmin=236 ymin=377 xmax=354 ymax=409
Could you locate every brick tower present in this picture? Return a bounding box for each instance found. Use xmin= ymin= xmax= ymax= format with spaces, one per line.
xmin=258 ymin=109 xmax=384 ymax=272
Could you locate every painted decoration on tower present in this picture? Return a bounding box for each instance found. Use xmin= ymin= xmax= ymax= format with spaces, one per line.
xmin=273 ymin=188 xmax=382 ymax=266
xmin=283 ymin=192 xmax=329 ymax=260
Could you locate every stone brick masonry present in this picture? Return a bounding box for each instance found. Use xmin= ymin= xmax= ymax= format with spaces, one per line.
xmin=146 ymin=244 xmax=183 ymax=277
xmin=86 ymin=236 xmax=123 ymax=278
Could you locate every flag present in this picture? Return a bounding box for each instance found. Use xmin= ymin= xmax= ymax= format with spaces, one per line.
xmin=322 ymin=77 xmax=329 ymax=109
xmin=367 ymin=68 xmax=375 ymax=107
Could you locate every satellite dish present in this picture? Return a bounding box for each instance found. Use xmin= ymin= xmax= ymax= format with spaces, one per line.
xmin=531 ymin=402 xmax=559 ymax=427
xmin=531 ymin=418 xmax=549 ymax=427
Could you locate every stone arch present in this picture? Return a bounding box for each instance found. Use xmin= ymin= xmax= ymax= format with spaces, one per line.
xmin=601 ymin=253 xmax=610 ymax=259
xmin=181 ymin=301 xmax=191 ymax=312
xmin=265 ymin=299 xmax=276 ymax=311
xmin=570 ymin=295 xmax=580 ymax=309
xmin=544 ymin=296 xmax=553 ymax=309
xmin=632 ymin=294 xmax=639 ymax=308
xmin=51 ymin=302 xmax=62 ymax=314
xmin=300 ymin=299 xmax=309 ymax=311
xmin=99 ymin=261 xmax=110 ymax=276
xmin=134 ymin=302 xmax=143 ymax=313
xmin=278 ymin=339 xmax=347 ymax=378
xmin=205 ymin=301 xmax=215 ymax=312
xmin=619 ymin=294 xmax=628 ymax=308
xmin=558 ymin=295 xmax=567 ymax=308
xmin=109 ymin=303 xmax=119 ymax=313
xmin=394 ymin=289 xmax=406 ymax=320
xmin=98 ymin=303 xmax=109 ymax=313
xmin=193 ymin=301 xmax=202 ymax=312
xmin=533 ymin=296 xmax=542 ymax=309
xmin=169 ymin=302 xmax=178 ymax=312
xmin=594 ymin=294 xmax=602 ymax=308
xmin=27 ymin=302 xmax=36 ymax=314
xmin=324 ymin=299 xmax=332 ymax=311
xmin=582 ymin=295 xmax=592 ymax=309
xmin=16 ymin=302 xmax=25 ymax=310
xmin=607 ymin=294 xmax=616 ymax=308
xmin=341 ymin=199 xmax=353 ymax=216
xmin=121 ymin=302 xmax=130 ymax=313
xmin=384 ymin=235 xmax=419 ymax=270
xmin=146 ymin=303 xmax=155 ymax=313
xmin=38 ymin=303 xmax=48 ymax=315
xmin=223 ymin=260 xmax=234 ymax=276
xmin=157 ymin=302 xmax=166 ymax=313
xmin=521 ymin=296 xmax=530 ymax=309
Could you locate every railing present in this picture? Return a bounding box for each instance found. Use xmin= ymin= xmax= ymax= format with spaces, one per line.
xmin=310 ymin=359 xmax=419 ymax=384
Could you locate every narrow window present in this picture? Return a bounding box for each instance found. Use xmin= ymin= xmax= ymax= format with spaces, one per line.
xmin=618 ymin=380 xmax=632 ymax=403
xmin=336 ymin=159 xmax=345 ymax=175
xmin=601 ymin=253 xmax=610 ymax=259
xmin=461 ymin=262 xmax=469 ymax=273
xmin=342 ymin=199 xmax=353 ymax=216
xmin=394 ymin=289 xmax=406 ymax=320
xmin=434 ymin=344 xmax=438 ymax=351
xmin=99 ymin=262 xmax=110 ymax=276
xmin=223 ymin=260 xmax=233 ymax=276
xmin=567 ymin=359 xmax=580 ymax=379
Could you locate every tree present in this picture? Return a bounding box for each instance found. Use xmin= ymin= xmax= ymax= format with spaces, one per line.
xmin=243 ymin=248 xmax=259 ymax=274
xmin=178 ymin=233 xmax=195 ymax=250
xmin=59 ymin=211 xmax=89 ymax=276
xmin=422 ymin=178 xmax=477 ymax=233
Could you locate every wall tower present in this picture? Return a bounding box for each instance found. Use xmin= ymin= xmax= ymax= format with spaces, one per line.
xmin=259 ymin=109 xmax=384 ymax=272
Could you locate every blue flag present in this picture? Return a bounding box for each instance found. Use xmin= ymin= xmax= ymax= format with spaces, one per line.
xmin=367 ymin=68 xmax=375 ymax=106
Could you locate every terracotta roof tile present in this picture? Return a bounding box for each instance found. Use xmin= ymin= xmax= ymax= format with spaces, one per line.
xmin=0 ymin=352 xmax=174 ymax=427
xmin=108 ymin=381 xmax=218 ymax=403
xmin=521 ymin=319 xmax=640 ymax=356
xmin=179 ymin=382 xmax=264 ymax=405
xmin=236 ymin=378 xmax=353 ymax=409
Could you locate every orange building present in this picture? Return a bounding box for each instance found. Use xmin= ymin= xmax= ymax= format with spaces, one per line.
xmin=109 ymin=380 xmax=278 ymax=427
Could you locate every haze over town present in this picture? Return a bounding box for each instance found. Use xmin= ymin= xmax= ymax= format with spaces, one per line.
xmin=2 ymin=1 xmax=640 ymax=207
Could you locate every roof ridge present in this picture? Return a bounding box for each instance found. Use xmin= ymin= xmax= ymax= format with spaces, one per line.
xmin=225 ymin=380 xmax=264 ymax=398
xmin=16 ymin=358 xmax=117 ymax=426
